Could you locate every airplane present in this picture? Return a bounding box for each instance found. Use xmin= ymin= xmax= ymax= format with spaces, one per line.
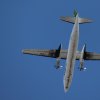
xmin=62 ymin=12 xmax=92 ymax=92
xmin=22 ymin=11 xmax=100 ymax=92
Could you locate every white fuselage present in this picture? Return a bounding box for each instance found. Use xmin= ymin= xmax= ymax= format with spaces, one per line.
xmin=64 ymin=14 xmax=79 ymax=92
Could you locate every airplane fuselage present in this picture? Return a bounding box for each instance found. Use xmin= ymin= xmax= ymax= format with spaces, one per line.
xmin=64 ymin=14 xmax=79 ymax=92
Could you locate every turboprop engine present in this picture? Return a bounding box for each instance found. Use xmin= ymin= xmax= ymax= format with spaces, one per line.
xmin=55 ymin=44 xmax=62 ymax=69
xmin=79 ymin=44 xmax=86 ymax=71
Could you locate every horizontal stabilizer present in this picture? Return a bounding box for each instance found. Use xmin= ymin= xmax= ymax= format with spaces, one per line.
xmin=60 ymin=16 xmax=92 ymax=24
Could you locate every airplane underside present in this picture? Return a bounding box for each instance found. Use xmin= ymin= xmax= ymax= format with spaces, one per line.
xmin=22 ymin=10 xmax=98 ymax=92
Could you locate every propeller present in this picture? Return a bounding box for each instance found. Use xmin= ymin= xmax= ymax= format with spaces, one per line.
xmin=55 ymin=58 xmax=63 ymax=69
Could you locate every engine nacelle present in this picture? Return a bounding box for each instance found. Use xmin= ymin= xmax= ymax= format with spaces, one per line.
xmin=79 ymin=44 xmax=86 ymax=71
xmin=55 ymin=44 xmax=62 ymax=69
xmin=55 ymin=44 xmax=62 ymax=58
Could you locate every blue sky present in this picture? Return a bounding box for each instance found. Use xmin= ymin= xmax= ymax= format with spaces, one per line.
xmin=0 ymin=0 xmax=100 ymax=100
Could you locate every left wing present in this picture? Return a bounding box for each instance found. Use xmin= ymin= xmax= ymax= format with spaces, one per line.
xmin=22 ymin=49 xmax=80 ymax=60
xmin=22 ymin=49 xmax=57 ymax=58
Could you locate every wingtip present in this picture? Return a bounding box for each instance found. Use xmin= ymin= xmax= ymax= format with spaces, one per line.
xmin=22 ymin=49 xmax=29 ymax=54
xmin=22 ymin=50 xmax=24 ymax=54
xmin=89 ymin=19 xmax=93 ymax=23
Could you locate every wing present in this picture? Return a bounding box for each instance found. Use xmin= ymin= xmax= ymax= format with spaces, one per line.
xmin=22 ymin=49 xmax=100 ymax=60
xmin=22 ymin=49 xmax=57 ymax=58
xmin=84 ymin=52 xmax=100 ymax=60
xmin=22 ymin=49 xmax=80 ymax=59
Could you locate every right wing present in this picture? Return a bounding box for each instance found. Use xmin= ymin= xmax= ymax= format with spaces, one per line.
xmin=84 ymin=52 xmax=100 ymax=60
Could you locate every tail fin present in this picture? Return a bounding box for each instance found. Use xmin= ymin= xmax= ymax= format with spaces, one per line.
xmin=60 ymin=10 xmax=92 ymax=24
xmin=73 ymin=9 xmax=78 ymax=17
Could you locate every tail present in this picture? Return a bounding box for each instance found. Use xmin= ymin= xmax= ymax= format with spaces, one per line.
xmin=60 ymin=10 xmax=92 ymax=24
